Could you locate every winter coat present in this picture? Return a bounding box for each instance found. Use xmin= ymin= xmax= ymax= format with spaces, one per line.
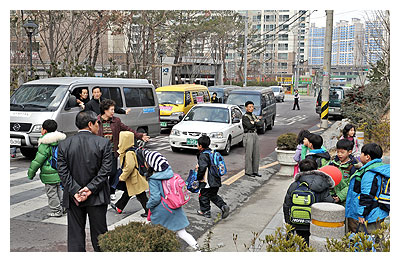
xmin=345 ymin=159 xmax=389 ymax=223
xmin=196 ymin=149 xmax=221 ymax=188
xmin=146 ymin=166 xmax=190 ymax=231
xmin=97 ymin=115 xmax=143 ymax=158
xmin=84 ymin=98 xmax=126 ymax=115
xmin=305 ymin=148 xmax=331 ymax=168
xmin=328 ymin=155 xmax=360 ymax=204
xmin=293 ymin=144 xmax=302 ymax=162
xmin=57 ymin=130 xmax=113 ymax=208
xmin=283 ymin=169 xmax=335 ymax=231
xmin=117 ymin=131 xmax=149 ymax=196
xmin=27 ymin=131 xmax=66 ymax=184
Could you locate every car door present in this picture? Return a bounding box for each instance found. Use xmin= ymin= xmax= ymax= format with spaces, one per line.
xmin=231 ymin=107 xmax=244 ymax=145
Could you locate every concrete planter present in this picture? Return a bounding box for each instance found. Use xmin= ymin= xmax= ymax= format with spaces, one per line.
xmin=275 ymin=148 xmax=297 ymax=176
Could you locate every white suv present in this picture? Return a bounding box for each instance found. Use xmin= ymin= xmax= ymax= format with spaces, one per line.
xmin=169 ymin=104 xmax=244 ymax=155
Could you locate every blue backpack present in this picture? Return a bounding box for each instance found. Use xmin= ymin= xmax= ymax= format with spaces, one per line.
xmin=203 ymin=150 xmax=227 ymax=177
xmin=48 ymin=145 xmax=58 ymax=170
xmin=373 ymin=165 xmax=390 ymax=212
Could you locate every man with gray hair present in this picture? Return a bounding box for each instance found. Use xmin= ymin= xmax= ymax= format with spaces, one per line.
xmin=57 ymin=110 xmax=113 ymax=252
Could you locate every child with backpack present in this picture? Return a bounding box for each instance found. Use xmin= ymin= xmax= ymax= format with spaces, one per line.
xmin=304 ymin=133 xmax=331 ymax=168
xmin=328 ymin=139 xmax=361 ymax=205
xmin=110 ymin=131 xmax=149 ymax=217
xmin=345 ymin=143 xmax=390 ymax=233
xmin=283 ymin=159 xmax=338 ymax=245
xmin=144 ymin=150 xmax=199 ymax=251
xmin=27 ymin=119 xmax=66 ymax=217
xmin=195 ymin=135 xmax=230 ymax=219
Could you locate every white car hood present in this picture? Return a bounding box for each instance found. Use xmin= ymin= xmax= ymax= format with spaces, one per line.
xmin=174 ymin=120 xmax=229 ymax=133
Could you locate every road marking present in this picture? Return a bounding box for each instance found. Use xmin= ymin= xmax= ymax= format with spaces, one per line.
xmin=10 ymin=171 xmax=29 ymax=181
xmin=222 ymin=161 xmax=279 ymax=186
xmin=310 ymin=128 xmax=324 ymax=133
xmin=11 ymin=179 xmax=43 ymax=195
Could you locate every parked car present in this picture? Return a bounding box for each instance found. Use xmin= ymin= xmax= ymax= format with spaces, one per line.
xmin=156 ymin=84 xmax=210 ymax=128
xmin=208 ymin=85 xmax=241 ymax=103
xmin=226 ymin=86 xmax=276 ymax=134
xmin=271 ymin=86 xmax=285 ymax=102
xmin=169 ymin=103 xmax=244 ymax=155
xmin=315 ymin=86 xmax=350 ymax=118
xmin=10 ymin=77 xmax=160 ymax=158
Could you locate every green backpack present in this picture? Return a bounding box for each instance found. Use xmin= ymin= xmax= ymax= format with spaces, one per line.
xmin=290 ymin=181 xmax=317 ymax=225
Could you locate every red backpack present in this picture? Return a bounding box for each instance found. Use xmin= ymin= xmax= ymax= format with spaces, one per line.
xmin=161 ymin=173 xmax=190 ymax=209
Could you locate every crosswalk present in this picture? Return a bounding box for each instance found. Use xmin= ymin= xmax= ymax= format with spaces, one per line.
xmin=146 ymin=135 xmax=170 ymax=151
xmin=10 ymin=167 xmax=149 ymax=230
xmin=275 ymin=114 xmax=308 ymax=126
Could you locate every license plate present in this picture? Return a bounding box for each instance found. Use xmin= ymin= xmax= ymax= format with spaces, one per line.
xmin=186 ymin=138 xmax=198 ymax=146
xmin=10 ymin=138 xmax=21 ymax=146
xmin=160 ymin=122 xmax=168 ymax=127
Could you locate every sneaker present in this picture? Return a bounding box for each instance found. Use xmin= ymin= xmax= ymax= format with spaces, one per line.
xmin=197 ymin=210 xmax=211 ymax=218
xmin=11 ymin=154 xmax=16 ymax=158
xmin=110 ymin=203 xmax=122 ymax=214
xmin=110 ymin=194 xmax=116 ymax=201
xmin=221 ymin=205 xmax=230 ymax=219
xmin=47 ymin=211 xmax=62 ymax=217
xmin=140 ymin=212 xmax=148 ymax=218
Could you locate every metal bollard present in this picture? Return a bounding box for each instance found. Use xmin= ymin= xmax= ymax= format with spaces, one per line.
xmin=309 ymin=203 xmax=345 ymax=251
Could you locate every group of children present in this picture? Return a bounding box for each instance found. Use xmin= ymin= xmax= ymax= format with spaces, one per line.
xmin=286 ymin=124 xmax=390 ymax=244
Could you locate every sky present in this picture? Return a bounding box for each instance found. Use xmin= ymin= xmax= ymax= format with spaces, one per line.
xmin=310 ymin=10 xmax=379 ymax=27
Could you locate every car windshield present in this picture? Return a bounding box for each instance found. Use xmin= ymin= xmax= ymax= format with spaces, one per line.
xmin=329 ymin=89 xmax=344 ymax=100
xmin=10 ymin=84 xmax=69 ymax=111
xmin=272 ymin=87 xmax=280 ymax=92
xmin=184 ymin=107 xmax=229 ymax=123
xmin=156 ymin=91 xmax=184 ymax=105
xmin=226 ymin=94 xmax=261 ymax=107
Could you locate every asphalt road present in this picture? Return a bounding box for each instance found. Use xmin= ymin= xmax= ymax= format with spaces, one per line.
xmin=10 ymin=94 xmax=323 ymax=252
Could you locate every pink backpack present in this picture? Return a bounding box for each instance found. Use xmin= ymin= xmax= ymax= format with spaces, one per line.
xmin=161 ymin=173 xmax=190 ymax=209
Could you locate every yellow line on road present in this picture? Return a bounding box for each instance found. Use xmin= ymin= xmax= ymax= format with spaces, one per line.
xmin=222 ymin=161 xmax=279 ymax=186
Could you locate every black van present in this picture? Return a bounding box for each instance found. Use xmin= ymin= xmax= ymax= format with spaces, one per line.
xmin=208 ymin=85 xmax=240 ymax=103
xmin=226 ymin=86 xmax=276 ymax=134
xmin=315 ymin=86 xmax=349 ymax=118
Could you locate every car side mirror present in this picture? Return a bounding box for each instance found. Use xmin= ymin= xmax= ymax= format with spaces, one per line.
xmin=65 ymin=95 xmax=78 ymax=110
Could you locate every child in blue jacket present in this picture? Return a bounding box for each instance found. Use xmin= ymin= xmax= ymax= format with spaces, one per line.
xmin=345 ymin=143 xmax=390 ymax=233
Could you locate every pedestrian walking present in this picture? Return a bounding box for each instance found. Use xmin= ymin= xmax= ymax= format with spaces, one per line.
xmin=110 ymin=131 xmax=149 ymax=217
xmin=283 ymin=159 xmax=337 ymax=245
xmin=292 ymin=90 xmax=300 ymax=110
xmin=340 ymin=123 xmax=361 ymax=158
xmin=345 ymin=143 xmax=390 ymax=233
xmin=97 ymin=99 xmax=150 ymax=200
xmin=11 ymin=146 xmax=17 ymax=158
xmin=57 ymin=111 xmax=113 ymax=252
xmin=27 ymin=119 xmax=66 ymax=217
xmin=195 ymin=135 xmax=230 ymax=219
xmin=84 ymin=86 xmax=131 ymax=115
xmin=144 ymin=151 xmax=200 ymax=251
xmin=242 ymin=101 xmax=263 ymax=177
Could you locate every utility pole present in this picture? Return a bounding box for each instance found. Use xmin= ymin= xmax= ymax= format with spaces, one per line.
xmin=321 ymin=10 xmax=334 ymax=129
xmin=243 ymin=10 xmax=248 ymax=87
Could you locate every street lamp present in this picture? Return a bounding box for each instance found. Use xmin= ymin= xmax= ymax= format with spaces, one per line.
xmin=23 ymin=20 xmax=38 ymax=78
xmin=158 ymin=49 xmax=165 ymax=87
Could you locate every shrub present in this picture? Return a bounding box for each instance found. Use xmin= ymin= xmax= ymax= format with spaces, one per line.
xmin=98 ymin=222 xmax=180 ymax=252
xmin=276 ymin=133 xmax=298 ymax=150
xmin=264 ymin=224 xmax=315 ymax=252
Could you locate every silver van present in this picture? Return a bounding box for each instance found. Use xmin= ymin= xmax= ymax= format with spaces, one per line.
xmin=10 ymin=77 xmax=161 ymax=158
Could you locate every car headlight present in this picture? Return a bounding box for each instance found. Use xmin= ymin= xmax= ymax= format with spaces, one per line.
xmin=171 ymin=112 xmax=184 ymax=117
xmin=209 ymin=132 xmax=224 ymax=139
xmin=31 ymin=124 xmax=42 ymax=133
xmin=171 ymin=129 xmax=181 ymax=136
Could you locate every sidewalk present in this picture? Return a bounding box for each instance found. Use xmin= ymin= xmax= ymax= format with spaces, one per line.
xmin=196 ymin=120 xmax=338 ymax=252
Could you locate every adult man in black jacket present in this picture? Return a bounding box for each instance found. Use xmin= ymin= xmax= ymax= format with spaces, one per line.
xmin=57 ymin=110 xmax=113 ymax=252
xmin=84 ymin=86 xmax=130 ymax=115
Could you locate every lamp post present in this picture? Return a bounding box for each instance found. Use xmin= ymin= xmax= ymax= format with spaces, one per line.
xmin=158 ymin=49 xmax=165 ymax=87
xmin=23 ymin=20 xmax=38 ymax=78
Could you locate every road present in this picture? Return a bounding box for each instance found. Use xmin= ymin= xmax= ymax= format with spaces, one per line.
xmin=10 ymin=94 xmax=324 ymax=251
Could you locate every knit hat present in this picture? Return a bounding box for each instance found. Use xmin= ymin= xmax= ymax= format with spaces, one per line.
xmin=144 ymin=150 xmax=170 ymax=172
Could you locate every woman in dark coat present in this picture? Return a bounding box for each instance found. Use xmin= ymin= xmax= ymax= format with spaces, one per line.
xmin=97 ymin=99 xmax=150 ymax=200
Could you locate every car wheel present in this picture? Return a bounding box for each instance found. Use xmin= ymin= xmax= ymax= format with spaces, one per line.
xmin=20 ymin=147 xmax=37 ymax=159
xmin=171 ymin=146 xmax=180 ymax=152
xmin=221 ymin=137 xmax=231 ymax=155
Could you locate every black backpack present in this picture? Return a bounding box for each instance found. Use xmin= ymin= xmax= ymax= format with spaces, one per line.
xmin=289 ymin=181 xmax=318 ymax=225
